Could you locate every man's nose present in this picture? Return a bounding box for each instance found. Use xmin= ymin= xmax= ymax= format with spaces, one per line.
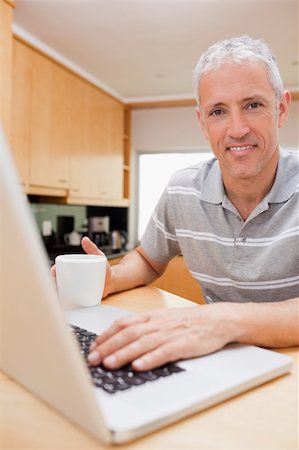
xmin=227 ymin=111 xmax=250 ymax=139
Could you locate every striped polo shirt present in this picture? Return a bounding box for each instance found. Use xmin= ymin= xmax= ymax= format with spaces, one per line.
xmin=141 ymin=149 xmax=299 ymax=303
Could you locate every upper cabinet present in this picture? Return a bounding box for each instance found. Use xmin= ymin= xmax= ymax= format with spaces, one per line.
xmin=68 ymin=81 xmax=124 ymax=204
xmin=0 ymin=0 xmax=14 ymax=139
xmin=10 ymin=38 xmax=31 ymax=188
xmin=10 ymin=38 xmax=128 ymax=206
xmin=30 ymin=49 xmax=72 ymax=191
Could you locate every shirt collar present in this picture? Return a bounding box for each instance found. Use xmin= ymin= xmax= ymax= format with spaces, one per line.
xmin=201 ymin=158 xmax=225 ymax=204
xmin=267 ymin=148 xmax=299 ymax=203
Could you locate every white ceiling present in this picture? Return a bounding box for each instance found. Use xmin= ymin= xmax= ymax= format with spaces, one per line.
xmin=13 ymin=0 xmax=299 ymax=102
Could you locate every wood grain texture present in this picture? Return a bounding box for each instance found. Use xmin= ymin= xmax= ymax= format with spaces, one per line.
xmin=0 ymin=0 xmax=13 ymax=138
xmin=10 ymin=38 xmax=127 ymax=203
xmin=150 ymin=255 xmax=205 ymax=304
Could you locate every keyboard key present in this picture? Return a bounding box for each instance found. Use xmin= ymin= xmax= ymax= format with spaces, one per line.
xmin=103 ymin=383 xmax=117 ymax=394
xmin=93 ymin=378 xmax=105 ymax=387
xmin=167 ymin=363 xmax=185 ymax=373
xmin=153 ymin=366 xmax=173 ymax=377
xmin=123 ymin=374 xmax=145 ymax=386
xmin=115 ymin=381 xmax=131 ymax=391
xmin=138 ymin=371 xmax=159 ymax=381
xmin=115 ymin=377 xmax=131 ymax=390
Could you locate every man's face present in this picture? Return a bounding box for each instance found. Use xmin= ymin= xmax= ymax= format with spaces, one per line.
xmin=196 ymin=62 xmax=290 ymax=183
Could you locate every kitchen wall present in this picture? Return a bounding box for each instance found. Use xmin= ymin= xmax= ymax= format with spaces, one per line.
xmin=30 ymin=203 xmax=87 ymax=235
xmin=30 ymin=201 xmax=128 ymax=237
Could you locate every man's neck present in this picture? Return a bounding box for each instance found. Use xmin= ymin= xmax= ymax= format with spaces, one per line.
xmin=223 ymin=164 xmax=278 ymax=221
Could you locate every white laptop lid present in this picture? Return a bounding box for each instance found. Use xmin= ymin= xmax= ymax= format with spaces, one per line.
xmin=0 ymin=130 xmax=112 ymax=444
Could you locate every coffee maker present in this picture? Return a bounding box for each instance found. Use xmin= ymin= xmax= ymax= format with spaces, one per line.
xmin=88 ymin=216 xmax=110 ymax=247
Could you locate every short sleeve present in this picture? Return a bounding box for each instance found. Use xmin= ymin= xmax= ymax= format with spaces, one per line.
xmin=140 ymin=187 xmax=181 ymax=263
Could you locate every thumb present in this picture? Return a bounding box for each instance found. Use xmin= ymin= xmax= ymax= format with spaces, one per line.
xmin=81 ymin=237 xmax=112 ymax=297
xmin=81 ymin=236 xmax=105 ymax=256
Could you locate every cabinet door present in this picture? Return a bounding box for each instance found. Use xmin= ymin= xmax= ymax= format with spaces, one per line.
xmin=30 ymin=51 xmax=71 ymax=189
xmin=0 ymin=0 xmax=13 ymax=139
xmin=10 ymin=40 xmax=126 ymax=202
xmin=69 ymin=83 xmax=124 ymax=201
xmin=10 ymin=39 xmax=31 ymax=187
xmin=69 ymin=82 xmax=104 ymax=199
xmin=100 ymin=96 xmax=124 ymax=200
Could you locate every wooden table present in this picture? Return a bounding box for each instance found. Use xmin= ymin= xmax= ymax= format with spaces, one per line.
xmin=1 ymin=287 xmax=298 ymax=449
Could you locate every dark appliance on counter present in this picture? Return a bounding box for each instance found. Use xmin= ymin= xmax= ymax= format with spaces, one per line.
xmin=88 ymin=216 xmax=110 ymax=248
xmin=57 ymin=215 xmax=74 ymax=245
xmin=43 ymin=215 xmax=83 ymax=264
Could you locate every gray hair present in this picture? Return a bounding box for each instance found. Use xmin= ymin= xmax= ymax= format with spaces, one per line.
xmin=193 ymin=35 xmax=284 ymax=105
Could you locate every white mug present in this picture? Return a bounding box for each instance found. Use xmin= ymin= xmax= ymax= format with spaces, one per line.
xmin=55 ymin=254 xmax=107 ymax=309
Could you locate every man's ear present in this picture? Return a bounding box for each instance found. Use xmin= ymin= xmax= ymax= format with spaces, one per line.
xmin=278 ymin=90 xmax=291 ymax=128
xmin=195 ymin=107 xmax=210 ymax=141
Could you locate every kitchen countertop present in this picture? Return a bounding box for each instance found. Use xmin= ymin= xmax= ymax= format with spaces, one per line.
xmin=107 ymin=251 xmax=128 ymax=260
xmin=47 ymin=246 xmax=128 ymax=266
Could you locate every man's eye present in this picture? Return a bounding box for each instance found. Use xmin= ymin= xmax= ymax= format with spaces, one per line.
xmin=248 ymin=102 xmax=262 ymax=110
xmin=210 ymin=109 xmax=223 ymax=116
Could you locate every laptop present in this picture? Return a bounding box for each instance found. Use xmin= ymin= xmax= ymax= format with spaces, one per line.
xmin=0 ymin=128 xmax=293 ymax=444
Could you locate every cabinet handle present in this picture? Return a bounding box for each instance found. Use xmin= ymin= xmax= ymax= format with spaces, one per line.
xmin=72 ymin=188 xmax=80 ymax=193
xmin=57 ymin=179 xmax=67 ymax=184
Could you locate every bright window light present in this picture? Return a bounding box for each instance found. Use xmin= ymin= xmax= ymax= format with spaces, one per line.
xmin=138 ymin=151 xmax=212 ymax=239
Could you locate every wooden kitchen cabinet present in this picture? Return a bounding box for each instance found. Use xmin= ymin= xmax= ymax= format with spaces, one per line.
xmin=0 ymin=0 xmax=14 ymax=139
xmin=10 ymin=38 xmax=128 ymax=205
xmin=100 ymin=95 xmax=124 ymax=201
xmin=10 ymin=38 xmax=31 ymax=188
xmin=11 ymin=39 xmax=72 ymax=195
xmin=29 ymin=49 xmax=71 ymax=191
xmin=123 ymin=108 xmax=131 ymax=199
xmin=68 ymin=81 xmax=125 ymax=205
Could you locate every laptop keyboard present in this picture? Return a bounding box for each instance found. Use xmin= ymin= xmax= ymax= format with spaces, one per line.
xmin=70 ymin=324 xmax=185 ymax=394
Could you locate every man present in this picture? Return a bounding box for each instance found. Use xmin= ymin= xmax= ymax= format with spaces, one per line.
xmin=73 ymin=36 xmax=299 ymax=371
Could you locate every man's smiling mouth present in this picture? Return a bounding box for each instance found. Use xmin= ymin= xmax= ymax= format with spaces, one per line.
xmin=226 ymin=145 xmax=256 ymax=152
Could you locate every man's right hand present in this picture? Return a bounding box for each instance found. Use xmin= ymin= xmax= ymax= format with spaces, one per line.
xmin=51 ymin=236 xmax=112 ymax=298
